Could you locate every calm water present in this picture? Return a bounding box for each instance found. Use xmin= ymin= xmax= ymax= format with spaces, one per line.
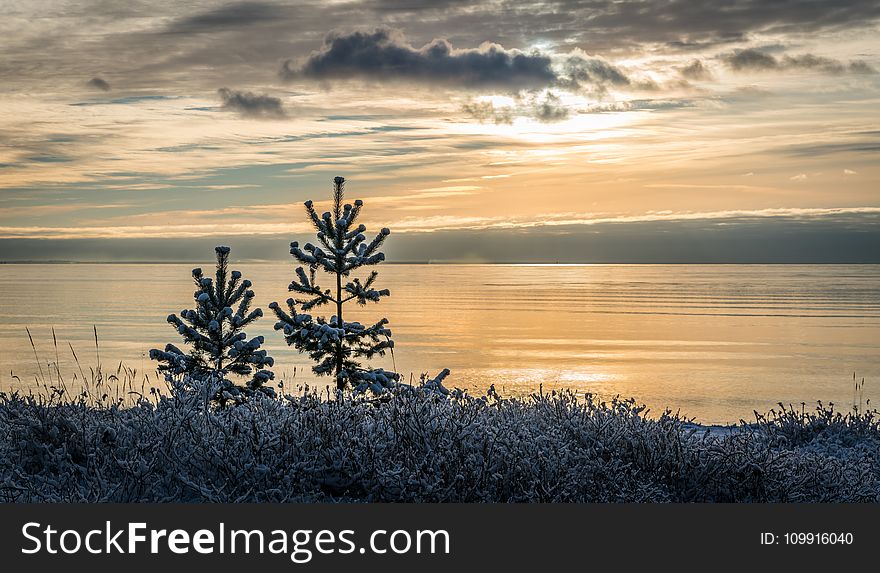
xmin=1 ymin=263 xmax=878 ymax=424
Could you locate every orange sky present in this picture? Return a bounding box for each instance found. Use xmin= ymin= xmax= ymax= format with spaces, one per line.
xmin=0 ymin=1 xmax=878 ymax=260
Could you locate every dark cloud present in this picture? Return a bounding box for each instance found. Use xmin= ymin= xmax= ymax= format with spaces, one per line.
xmin=679 ymin=59 xmax=712 ymax=80
xmin=86 ymin=77 xmax=111 ymax=91
xmin=280 ymin=28 xmax=557 ymax=90
xmin=217 ymin=87 xmax=286 ymax=118
xmin=410 ymin=215 xmax=880 ymax=264
xmin=284 ymin=28 xmax=658 ymax=95
xmin=167 ymin=1 xmax=281 ymax=34
xmin=726 ymin=49 xmax=778 ymax=71
xmin=725 ymin=49 xmax=876 ymax=74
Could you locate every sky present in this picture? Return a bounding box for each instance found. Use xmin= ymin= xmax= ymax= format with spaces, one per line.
xmin=0 ymin=0 xmax=878 ymax=262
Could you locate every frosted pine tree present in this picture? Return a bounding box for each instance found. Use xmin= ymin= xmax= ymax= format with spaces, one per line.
xmin=150 ymin=245 xmax=275 ymax=405
xmin=270 ymin=176 xmax=398 ymax=392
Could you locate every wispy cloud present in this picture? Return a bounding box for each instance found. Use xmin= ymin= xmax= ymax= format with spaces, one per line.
xmin=166 ymin=1 xmax=281 ymax=34
xmin=391 ymin=207 xmax=880 ymax=233
xmin=5 ymin=206 xmax=878 ymax=239
xmin=724 ymin=49 xmax=876 ymax=74
xmin=679 ymin=59 xmax=712 ymax=80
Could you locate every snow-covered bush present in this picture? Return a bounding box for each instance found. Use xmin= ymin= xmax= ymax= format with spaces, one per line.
xmin=418 ymin=368 xmax=453 ymax=397
xmin=270 ymin=176 xmax=398 ymax=392
xmin=1 ymin=386 xmax=878 ymax=502
xmin=150 ymin=246 xmax=275 ymax=406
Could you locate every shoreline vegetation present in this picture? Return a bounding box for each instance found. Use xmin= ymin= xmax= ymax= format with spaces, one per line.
xmin=1 ymin=360 xmax=878 ymax=502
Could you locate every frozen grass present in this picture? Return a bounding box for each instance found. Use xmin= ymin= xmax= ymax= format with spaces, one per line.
xmin=1 ymin=376 xmax=878 ymax=502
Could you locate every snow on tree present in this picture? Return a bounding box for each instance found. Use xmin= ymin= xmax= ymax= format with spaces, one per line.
xmin=270 ymin=176 xmax=398 ymax=392
xmin=150 ymin=245 xmax=275 ymax=405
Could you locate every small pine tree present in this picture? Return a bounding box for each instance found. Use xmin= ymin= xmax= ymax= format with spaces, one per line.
xmin=150 ymin=245 xmax=275 ymax=405
xmin=270 ymin=176 xmax=398 ymax=392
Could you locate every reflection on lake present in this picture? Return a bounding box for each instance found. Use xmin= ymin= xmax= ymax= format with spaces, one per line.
xmin=1 ymin=263 xmax=878 ymax=424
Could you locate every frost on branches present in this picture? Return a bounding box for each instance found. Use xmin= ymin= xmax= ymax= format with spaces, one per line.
xmin=270 ymin=176 xmax=398 ymax=393
xmin=150 ymin=245 xmax=275 ymax=405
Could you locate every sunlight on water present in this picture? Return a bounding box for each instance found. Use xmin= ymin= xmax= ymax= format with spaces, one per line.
xmin=1 ymin=263 xmax=878 ymax=424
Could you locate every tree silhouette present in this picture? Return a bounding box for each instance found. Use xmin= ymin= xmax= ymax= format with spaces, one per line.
xmin=150 ymin=245 xmax=275 ymax=405
xmin=270 ymin=176 xmax=398 ymax=392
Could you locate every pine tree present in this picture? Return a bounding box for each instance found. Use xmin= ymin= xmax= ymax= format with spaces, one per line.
xmin=270 ymin=176 xmax=398 ymax=392
xmin=150 ymin=245 xmax=275 ymax=405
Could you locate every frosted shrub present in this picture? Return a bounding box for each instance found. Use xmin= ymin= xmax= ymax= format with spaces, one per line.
xmin=418 ymin=368 xmax=453 ymax=397
xmin=1 ymin=386 xmax=878 ymax=502
xmin=165 ymin=372 xmax=227 ymax=410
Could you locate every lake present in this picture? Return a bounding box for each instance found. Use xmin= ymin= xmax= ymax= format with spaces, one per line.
xmin=1 ymin=263 xmax=878 ymax=424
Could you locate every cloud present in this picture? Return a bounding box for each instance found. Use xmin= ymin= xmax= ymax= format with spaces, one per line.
xmin=725 ymin=49 xmax=780 ymax=71
xmin=86 ymin=77 xmax=111 ymax=91
xmin=790 ymin=173 xmax=808 ymax=181
xmin=4 ymin=0 xmax=880 ymax=97
xmin=580 ymin=98 xmax=695 ymax=113
xmin=69 ymin=95 xmax=176 ymax=107
xmin=557 ymin=53 xmax=633 ymax=93
xmin=461 ymin=100 xmax=514 ymax=124
xmin=461 ymin=92 xmax=569 ymax=123
xmin=844 ymin=169 xmax=857 ymax=175
xmin=5 ymin=211 xmax=879 ymax=263
xmin=533 ymin=92 xmax=569 ymax=122
xmin=725 ymin=49 xmax=876 ymax=74
xmin=574 ymin=0 xmax=880 ymax=51
xmin=217 ymin=87 xmax=286 ymax=118
xmin=783 ymin=140 xmax=880 ymax=157
xmin=390 ymin=207 xmax=880 ymax=233
xmin=280 ymin=28 xmax=556 ymax=90
xmin=284 ymin=30 xmax=654 ymax=95
xmin=328 ymin=1 xmax=880 ymax=56
xmin=679 ymin=59 xmax=712 ymax=80
xmin=848 ymin=61 xmax=878 ymax=74
xmin=5 ymin=206 xmax=879 ymax=241
xmin=166 ymin=1 xmax=280 ymax=34
xmin=781 ymin=53 xmax=849 ymax=73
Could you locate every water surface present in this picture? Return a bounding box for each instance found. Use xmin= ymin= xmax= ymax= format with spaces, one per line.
xmin=1 ymin=263 xmax=877 ymax=424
